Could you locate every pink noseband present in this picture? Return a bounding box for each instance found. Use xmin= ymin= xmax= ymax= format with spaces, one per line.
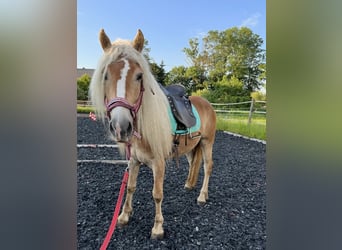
xmin=105 ymin=83 xmax=145 ymax=119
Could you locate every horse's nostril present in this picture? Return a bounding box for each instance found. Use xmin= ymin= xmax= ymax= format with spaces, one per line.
xmin=109 ymin=122 xmax=115 ymax=133
xmin=127 ymin=122 xmax=132 ymax=134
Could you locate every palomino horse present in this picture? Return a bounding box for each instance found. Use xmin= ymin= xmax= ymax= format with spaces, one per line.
xmin=89 ymin=29 xmax=216 ymax=239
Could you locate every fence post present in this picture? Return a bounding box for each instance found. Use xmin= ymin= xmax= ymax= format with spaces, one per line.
xmin=248 ymin=98 xmax=255 ymax=125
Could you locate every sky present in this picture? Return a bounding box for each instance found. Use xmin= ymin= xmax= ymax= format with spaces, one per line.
xmin=77 ymin=0 xmax=265 ymax=72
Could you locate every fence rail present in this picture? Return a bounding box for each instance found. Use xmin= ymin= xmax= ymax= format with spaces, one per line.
xmin=77 ymin=99 xmax=266 ymax=124
xmin=77 ymin=100 xmax=93 ymax=107
xmin=211 ymin=99 xmax=266 ymax=124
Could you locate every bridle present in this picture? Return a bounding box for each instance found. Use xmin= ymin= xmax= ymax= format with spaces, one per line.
xmin=105 ymin=82 xmax=145 ymax=120
xmin=104 ymin=82 xmax=145 ymax=160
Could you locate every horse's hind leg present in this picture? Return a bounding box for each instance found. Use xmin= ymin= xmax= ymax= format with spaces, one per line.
xmin=184 ymin=145 xmax=202 ymax=190
xmin=117 ymin=159 xmax=140 ymax=226
xmin=197 ymin=141 xmax=214 ymax=205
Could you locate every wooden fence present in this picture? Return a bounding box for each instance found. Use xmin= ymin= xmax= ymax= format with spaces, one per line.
xmin=211 ymin=99 xmax=266 ymax=125
xmin=77 ymin=99 xmax=266 ymax=125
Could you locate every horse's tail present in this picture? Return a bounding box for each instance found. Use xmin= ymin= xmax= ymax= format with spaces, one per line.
xmin=186 ymin=143 xmax=203 ymax=188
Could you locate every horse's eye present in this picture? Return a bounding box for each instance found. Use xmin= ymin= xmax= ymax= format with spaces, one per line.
xmin=136 ymin=73 xmax=143 ymax=81
xmin=104 ymin=73 xmax=108 ymax=81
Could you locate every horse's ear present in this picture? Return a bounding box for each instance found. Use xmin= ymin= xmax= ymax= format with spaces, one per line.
xmin=99 ymin=29 xmax=112 ymax=51
xmin=132 ymin=29 xmax=144 ymax=52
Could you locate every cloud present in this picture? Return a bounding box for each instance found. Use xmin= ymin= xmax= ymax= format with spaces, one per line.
xmin=240 ymin=13 xmax=261 ymax=28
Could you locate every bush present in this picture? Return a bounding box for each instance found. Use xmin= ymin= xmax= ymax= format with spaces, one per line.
xmin=192 ymin=77 xmax=250 ymax=105
xmin=77 ymin=74 xmax=91 ymax=100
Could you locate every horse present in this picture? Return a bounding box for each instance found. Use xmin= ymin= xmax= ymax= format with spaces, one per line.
xmin=89 ymin=29 xmax=216 ymax=239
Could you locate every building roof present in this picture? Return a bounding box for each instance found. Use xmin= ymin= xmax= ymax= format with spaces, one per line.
xmin=77 ymin=68 xmax=94 ymax=79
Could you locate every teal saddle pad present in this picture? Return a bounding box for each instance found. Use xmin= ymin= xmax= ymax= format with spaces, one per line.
xmin=168 ymin=105 xmax=201 ymax=135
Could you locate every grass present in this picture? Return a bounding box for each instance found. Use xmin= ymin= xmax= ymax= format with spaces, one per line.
xmin=77 ymin=106 xmax=95 ymax=113
xmin=216 ymin=115 xmax=266 ymax=141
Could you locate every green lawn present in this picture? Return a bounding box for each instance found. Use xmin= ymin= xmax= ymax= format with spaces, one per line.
xmin=77 ymin=106 xmax=95 ymax=113
xmin=216 ymin=115 xmax=266 ymax=141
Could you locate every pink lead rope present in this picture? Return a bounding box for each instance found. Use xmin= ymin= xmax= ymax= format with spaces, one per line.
xmin=99 ymin=144 xmax=132 ymax=250
xmin=99 ymin=83 xmax=144 ymax=249
xmin=99 ymin=168 xmax=129 ymax=250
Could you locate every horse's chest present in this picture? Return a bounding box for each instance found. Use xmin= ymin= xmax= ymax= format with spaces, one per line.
xmin=131 ymin=145 xmax=153 ymax=165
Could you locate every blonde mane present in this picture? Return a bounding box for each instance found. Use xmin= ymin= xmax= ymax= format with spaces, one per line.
xmin=89 ymin=39 xmax=172 ymax=160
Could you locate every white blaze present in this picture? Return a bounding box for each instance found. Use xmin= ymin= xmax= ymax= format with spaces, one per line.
xmin=117 ymin=58 xmax=130 ymax=97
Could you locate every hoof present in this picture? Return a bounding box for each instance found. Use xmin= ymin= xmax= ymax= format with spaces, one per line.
xmin=117 ymin=211 xmax=133 ymax=228
xmin=197 ymin=192 xmax=208 ymax=205
xmin=116 ymin=221 xmax=128 ymax=229
xmin=184 ymin=184 xmax=194 ymax=191
xmin=197 ymin=200 xmax=206 ymax=206
xmin=197 ymin=195 xmax=208 ymax=206
xmin=151 ymin=232 xmax=164 ymax=240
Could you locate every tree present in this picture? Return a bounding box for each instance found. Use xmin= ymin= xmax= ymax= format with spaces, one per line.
xmin=183 ymin=38 xmax=208 ymax=92
xmin=193 ymin=76 xmax=250 ymax=103
xmin=183 ymin=27 xmax=265 ymax=94
xmin=258 ymin=62 xmax=266 ymax=92
xmin=141 ymin=39 xmax=167 ymax=85
xmin=251 ymin=91 xmax=266 ymax=101
xmin=185 ymin=66 xmax=207 ymax=91
xmin=165 ymin=66 xmax=188 ymax=85
xmin=142 ymin=39 xmax=152 ymax=63
xmin=183 ymin=38 xmax=200 ymax=66
xmin=150 ymin=61 xmax=167 ymax=85
xmin=164 ymin=66 xmax=195 ymax=95
xmin=77 ymin=74 xmax=91 ymax=100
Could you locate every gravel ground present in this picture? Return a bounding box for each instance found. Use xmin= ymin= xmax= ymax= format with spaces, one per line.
xmin=77 ymin=116 xmax=266 ymax=249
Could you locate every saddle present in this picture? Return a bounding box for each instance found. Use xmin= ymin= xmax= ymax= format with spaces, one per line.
xmin=161 ymin=84 xmax=196 ymax=130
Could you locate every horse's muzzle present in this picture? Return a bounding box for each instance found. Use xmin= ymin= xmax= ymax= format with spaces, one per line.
xmin=108 ymin=108 xmax=133 ymax=142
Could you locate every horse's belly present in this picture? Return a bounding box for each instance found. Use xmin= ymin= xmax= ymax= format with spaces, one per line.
xmin=171 ymin=135 xmax=201 ymax=156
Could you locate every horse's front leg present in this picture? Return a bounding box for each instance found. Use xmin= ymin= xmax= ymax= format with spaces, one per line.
xmin=117 ymin=159 xmax=140 ymax=226
xmin=151 ymin=160 xmax=165 ymax=239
